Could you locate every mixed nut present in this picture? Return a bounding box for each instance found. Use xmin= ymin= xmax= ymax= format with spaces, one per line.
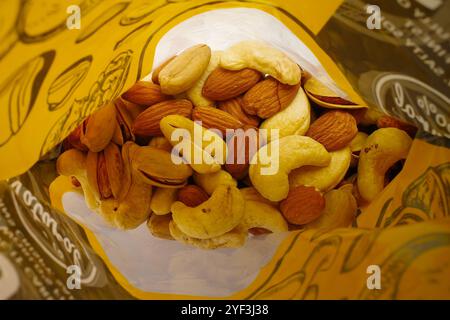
xmin=57 ymin=41 xmax=416 ymax=249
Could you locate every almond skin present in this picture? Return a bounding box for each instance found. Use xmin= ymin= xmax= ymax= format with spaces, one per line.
xmin=218 ymin=97 xmax=260 ymax=128
xmin=202 ymin=67 xmax=262 ymax=101
xmin=177 ymin=185 xmax=209 ymax=207
xmin=192 ymin=106 xmax=243 ymax=135
xmin=280 ymin=186 xmax=325 ymax=225
xmin=132 ymin=99 xmax=193 ymax=137
xmin=242 ymin=77 xmax=300 ymax=119
xmin=122 ymin=81 xmax=170 ymax=106
xmin=377 ymin=115 xmax=417 ymax=137
xmin=224 ymin=127 xmax=262 ymax=180
xmin=306 ymin=111 xmax=358 ymax=151
xmin=152 ymin=55 xmax=177 ymax=85
xmin=64 ymin=124 xmax=88 ymax=152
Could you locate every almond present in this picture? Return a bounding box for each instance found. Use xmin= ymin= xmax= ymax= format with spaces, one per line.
xmin=306 ymin=111 xmax=358 ymax=151
xmin=218 ymin=97 xmax=260 ymax=127
xmin=192 ymin=106 xmax=243 ymax=135
xmin=202 ymin=67 xmax=261 ymax=101
xmin=280 ymin=186 xmax=325 ymax=225
xmin=224 ymin=127 xmax=262 ymax=180
xmin=242 ymin=77 xmax=300 ymax=119
xmin=132 ymin=99 xmax=193 ymax=137
xmin=122 ymin=81 xmax=170 ymax=106
xmin=377 ymin=115 xmax=417 ymax=137
xmin=177 ymin=185 xmax=209 ymax=207
xmin=152 ymin=55 xmax=177 ymax=85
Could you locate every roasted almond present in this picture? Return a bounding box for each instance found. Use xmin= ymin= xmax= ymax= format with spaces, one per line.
xmin=377 ymin=115 xmax=417 ymax=137
xmin=64 ymin=124 xmax=88 ymax=152
xmin=306 ymin=111 xmax=358 ymax=151
xmin=224 ymin=127 xmax=262 ymax=180
xmin=152 ymin=55 xmax=177 ymax=85
xmin=280 ymin=186 xmax=325 ymax=225
xmin=177 ymin=185 xmax=209 ymax=207
xmin=218 ymin=97 xmax=260 ymax=127
xmin=192 ymin=106 xmax=243 ymax=135
xmin=202 ymin=67 xmax=262 ymax=101
xmin=122 ymin=81 xmax=170 ymax=106
xmin=132 ymin=99 xmax=193 ymax=137
xmin=242 ymin=77 xmax=300 ymax=119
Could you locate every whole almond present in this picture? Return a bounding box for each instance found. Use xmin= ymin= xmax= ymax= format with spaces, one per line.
xmin=132 ymin=99 xmax=193 ymax=137
xmin=122 ymin=81 xmax=170 ymax=106
xmin=306 ymin=111 xmax=358 ymax=151
xmin=377 ymin=115 xmax=417 ymax=137
xmin=224 ymin=127 xmax=262 ymax=179
xmin=152 ymin=55 xmax=177 ymax=85
xmin=177 ymin=185 xmax=209 ymax=207
xmin=192 ymin=106 xmax=243 ymax=135
xmin=159 ymin=44 xmax=211 ymax=95
xmin=218 ymin=97 xmax=260 ymax=127
xmin=242 ymin=77 xmax=300 ymax=119
xmin=202 ymin=67 xmax=262 ymax=101
xmin=280 ymin=186 xmax=325 ymax=225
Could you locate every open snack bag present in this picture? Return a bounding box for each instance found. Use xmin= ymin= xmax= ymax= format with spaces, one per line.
xmin=0 ymin=0 xmax=449 ymax=300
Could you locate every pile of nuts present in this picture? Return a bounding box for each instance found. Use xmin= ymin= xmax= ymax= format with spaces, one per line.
xmin=57 ymin=41 xmax=416 ymax=249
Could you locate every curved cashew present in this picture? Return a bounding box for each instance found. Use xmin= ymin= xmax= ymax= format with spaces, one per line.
xmin=147 ymin=214 xmax=174 ymax=240
xmin=220 ymin=40 xmax=301 ymax=85
xmin=357 ymin=128 xmax=412 ymax=202
xmin=240 ymin=187 xmax=279 ymax=207
xmin=187 ymin=51 xmax=222 ymax=107
xmin=150 ymin=188 xmax=178 ymax=215
xmin=193 ymin=170 xmax=237 ymax=195
xmin=56 ymin=149 xmax=98 ymax=210
xmin=249 ymin=135 xmax=331 ymax=201
xmin=289 ymin=147 xmax=351 ymax=192
xmin=349 ymin=132 xmax=368 ymax=167
xmin=169 ymin=221 xmax=247 ymax=249
xmin=171 ymin=184 xmax=244 ymax=239
xmin=241 ymin=200 xmax=288 ymax=233
xmin=260 ymin=88 xmax=311 ymax=142
xmin=160 ymin=115 xmax=227 ymax=174
xmin=306 ymin=188 xmax=357 ymax=230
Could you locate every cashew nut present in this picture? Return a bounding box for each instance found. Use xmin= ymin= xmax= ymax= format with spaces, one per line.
xmin=169 ymin=221 xmax=247 ymax=249
xmin=240 ymin=187 xmax=279 ymax=207
xmin=171 ymin=184 xmax=244 ymax=239
xmin=220 ymin=40 xmax=301 ymax=85
xmin=289 ymin=147 xmax=351 ymax=192
xmin=160 ymin=115 xmax=227 ymax=174
xmin=249 ymin=135 xmax=331 ymax=201
xmin=150 ymin=188 xmax=178 ymax=215
xmin=241 ymin=199 xmax=288 ymax=233
xmin=306 ymin=188 xmax=357 ymax=230
xmin=187 ymin=51 xmax=222 ymax=107
xmin=193 ymin=170 xmax=237 ymax=195
xmin=56 ymin=149 xmax=98 ymax=210
xmin=357 ymin=128 xmax=412 ymax=202
xmin=260 ymin=87 xmax=311 ymax=142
